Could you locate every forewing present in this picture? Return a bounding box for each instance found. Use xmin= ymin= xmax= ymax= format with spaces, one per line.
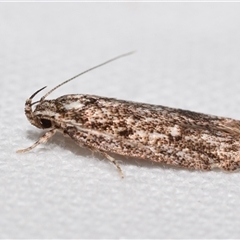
xmin=61 ymin=95 xmax=240 ymax=171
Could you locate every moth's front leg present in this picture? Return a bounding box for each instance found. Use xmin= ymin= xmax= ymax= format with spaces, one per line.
xmin=17 ymin=129 xmax=57 ymax=153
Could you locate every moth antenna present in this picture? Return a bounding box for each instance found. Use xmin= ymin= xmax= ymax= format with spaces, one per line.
xmin=29 ymin=86 xmax=47 ymax=106
xmin=40 ymin=51 xmax=135 ymax=101
xmin=30 ymin=86 xmax=47 ymax=100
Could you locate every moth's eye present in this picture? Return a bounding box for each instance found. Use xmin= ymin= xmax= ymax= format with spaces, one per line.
xmin=40 ymin=118 xmax=52 ymax=128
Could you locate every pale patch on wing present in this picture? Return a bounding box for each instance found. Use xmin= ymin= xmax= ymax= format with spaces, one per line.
xmin=168 ymin=125 xmax=181 ymax=137
xmin=150 ymin=131 xmax=167 ymax=140
xmin=64 ymin=101 xmax=85 ymax=110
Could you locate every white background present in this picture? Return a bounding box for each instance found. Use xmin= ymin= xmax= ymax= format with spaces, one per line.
xmin=1 ymin=3 xmax=240 ymax=238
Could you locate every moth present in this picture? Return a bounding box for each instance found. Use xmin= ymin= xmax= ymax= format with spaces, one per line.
xmin=18 ymin=52 xmax=240 ymax=177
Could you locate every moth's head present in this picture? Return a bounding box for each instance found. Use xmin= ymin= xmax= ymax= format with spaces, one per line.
xmin=24 ymin=86 xmax=57 ymax=130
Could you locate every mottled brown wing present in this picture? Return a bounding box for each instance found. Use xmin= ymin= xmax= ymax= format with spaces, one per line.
xmin=63 ymin=95 xmax=240 ymax=171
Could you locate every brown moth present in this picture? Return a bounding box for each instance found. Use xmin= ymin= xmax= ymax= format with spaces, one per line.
xmin=18 ymin=52 xmax=240 ymax=177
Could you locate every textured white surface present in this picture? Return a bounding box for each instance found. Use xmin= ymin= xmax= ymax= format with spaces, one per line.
xmin=1 ymin=3 xmax=240 ymax=239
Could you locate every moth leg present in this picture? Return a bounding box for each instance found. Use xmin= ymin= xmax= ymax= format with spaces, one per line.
xmin=101 ymin=151 xmax=124 ymax=178
xmin=17 ymin=129 xmax=57 ymax=153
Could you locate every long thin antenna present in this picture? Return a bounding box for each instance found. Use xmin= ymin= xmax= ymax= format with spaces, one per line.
xmin=40 ymin=51 xmax=135 ymax=101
